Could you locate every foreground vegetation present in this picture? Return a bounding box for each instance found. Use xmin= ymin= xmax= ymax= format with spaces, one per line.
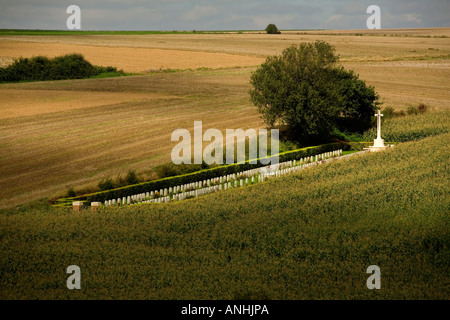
xmin=0 ymin=128 xmax=448 ymax=299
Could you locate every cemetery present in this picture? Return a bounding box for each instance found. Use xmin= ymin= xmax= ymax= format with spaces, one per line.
xmin=74 ymin=149 xmax=353 ymax=210
xmin=72 ymin=107 xmax=395 ymax=211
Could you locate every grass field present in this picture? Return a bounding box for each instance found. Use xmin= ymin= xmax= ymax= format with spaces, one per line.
xmin=0 ymin=130 xmax=448 ymax=299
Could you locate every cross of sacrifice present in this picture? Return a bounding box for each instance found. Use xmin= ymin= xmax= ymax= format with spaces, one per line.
xmin=375 ymin=109 xmax=383 ymax=139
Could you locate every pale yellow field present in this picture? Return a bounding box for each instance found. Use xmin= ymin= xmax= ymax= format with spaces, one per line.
xmin=0 ymin=70 xmax=264 ymax=208
xmin=2 ymin=29 xmax=449 ymax=61
xmin=344 ymin=60 xmax=450 ymax=110
xmin=0 ymin=89 xmax=178 ymax=119
xmin=282 ymin=27 xmax=450 ymax=37
xmin=0 ymin=29 xmax=449 ymax=209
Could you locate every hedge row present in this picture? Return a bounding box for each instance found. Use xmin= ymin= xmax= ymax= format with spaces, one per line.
xmin=56 ymin=142 xmax=347 ymax=205
xmin=0 ymin=54 xmax=118 ymax=82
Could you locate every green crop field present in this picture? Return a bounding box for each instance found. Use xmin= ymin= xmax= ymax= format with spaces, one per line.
xmin=0 ymin=112 xmax=448 ymax=299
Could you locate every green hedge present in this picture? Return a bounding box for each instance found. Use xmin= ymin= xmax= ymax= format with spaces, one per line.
xmin=56 ymin=142 xmax=346 ymax=205
xmin=0 ymin=54 xmax=118 ymax=82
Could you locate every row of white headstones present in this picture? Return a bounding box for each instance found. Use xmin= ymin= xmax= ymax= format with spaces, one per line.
xmin=101 ymin=149 xmax=344 ymax=207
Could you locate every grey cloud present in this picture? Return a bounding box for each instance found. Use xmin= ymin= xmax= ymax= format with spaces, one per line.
xmin=182 ymin=5 xmax=223 ymax=22
xmin=0 ymin=0 xmax=448 ymax=30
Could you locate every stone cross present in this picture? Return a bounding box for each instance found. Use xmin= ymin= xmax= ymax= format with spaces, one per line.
xmin=375 ymin=109 xmax=383 ymax=139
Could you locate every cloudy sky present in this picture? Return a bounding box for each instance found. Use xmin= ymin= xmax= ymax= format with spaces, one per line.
xmin=0 ymin=0 xmax=449 ymax=31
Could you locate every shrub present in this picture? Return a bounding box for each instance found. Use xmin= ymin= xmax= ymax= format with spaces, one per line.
xmin=98 ymin=178 xmax=115 ymax=191
xmin=154 ymin=163 xmax=206 ymax=179
xmin=380 ymin=106 xmax=406 ymax=118
xmin=265 ymin=24 xmax=280 ymax=34
xmin=330 ymin=128 xmax=364 ymax=142
xmin=382 ymin=106 xmax=395 ymax=118
xmin=0 ymin=53 xmax=119 ymax=83
xmin=125 ymin=170 xmax=140 ymax=185
xmin=66 ymin=188 xmax=77 ymax=198
xmin=418 ymin=103 xmax=428 ymax=113
xmin=407 ymin=106 xmax=419 ymax=115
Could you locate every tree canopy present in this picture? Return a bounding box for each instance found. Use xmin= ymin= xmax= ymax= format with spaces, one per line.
xmin=265 ymin=24 xmax=280 ymax=34
xmin=249 ymin=41 xmax=378 ymax=142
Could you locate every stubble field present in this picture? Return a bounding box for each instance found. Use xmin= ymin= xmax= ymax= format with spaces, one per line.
xmin=0 ymin=28 xmax=449 ymax=208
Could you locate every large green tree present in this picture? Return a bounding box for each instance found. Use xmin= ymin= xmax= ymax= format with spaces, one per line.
xmin=249 ymin=41 xmax=378 ymax=141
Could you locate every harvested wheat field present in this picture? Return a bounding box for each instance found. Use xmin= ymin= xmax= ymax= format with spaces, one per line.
xmin=2 ymin=29 xmax=450 ymax=60
xmin=0 ymin=89 xmax=178 ymax=119
xmin=0 ymin=70 xmax=264 ymax=208
xmin=344 ymin=59 xmax=450 ymax=110
xmin=0 ymin=29 xmax=449 ymax=209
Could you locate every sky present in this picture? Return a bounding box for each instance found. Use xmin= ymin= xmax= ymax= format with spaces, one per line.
xmin=0 ymin=0 xmax=449 ymax=31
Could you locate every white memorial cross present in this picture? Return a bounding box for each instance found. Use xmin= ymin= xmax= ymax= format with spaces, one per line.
xmin=372 ymin=109 xmax=386 ymax=148
xmin=375 ymin=109 xmax=383 ymax=140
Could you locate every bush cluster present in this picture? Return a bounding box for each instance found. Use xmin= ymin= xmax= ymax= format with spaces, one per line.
xmin=98 ymin=170 xmax=141 ymax=191
xmin=265 ymin=24 xmax=280 ymax=34
xmin=382 ymin=104 xmax=428 ymax=119
xmin=0 ymin=54 xmax=119 ymax=82
xmin=382 ymin=106 xmax=403 ymax=118
xmin=154 ymin=162 xmax=209 ymax=179
xmin=407 ymin=104 xmax=428 ymax=115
